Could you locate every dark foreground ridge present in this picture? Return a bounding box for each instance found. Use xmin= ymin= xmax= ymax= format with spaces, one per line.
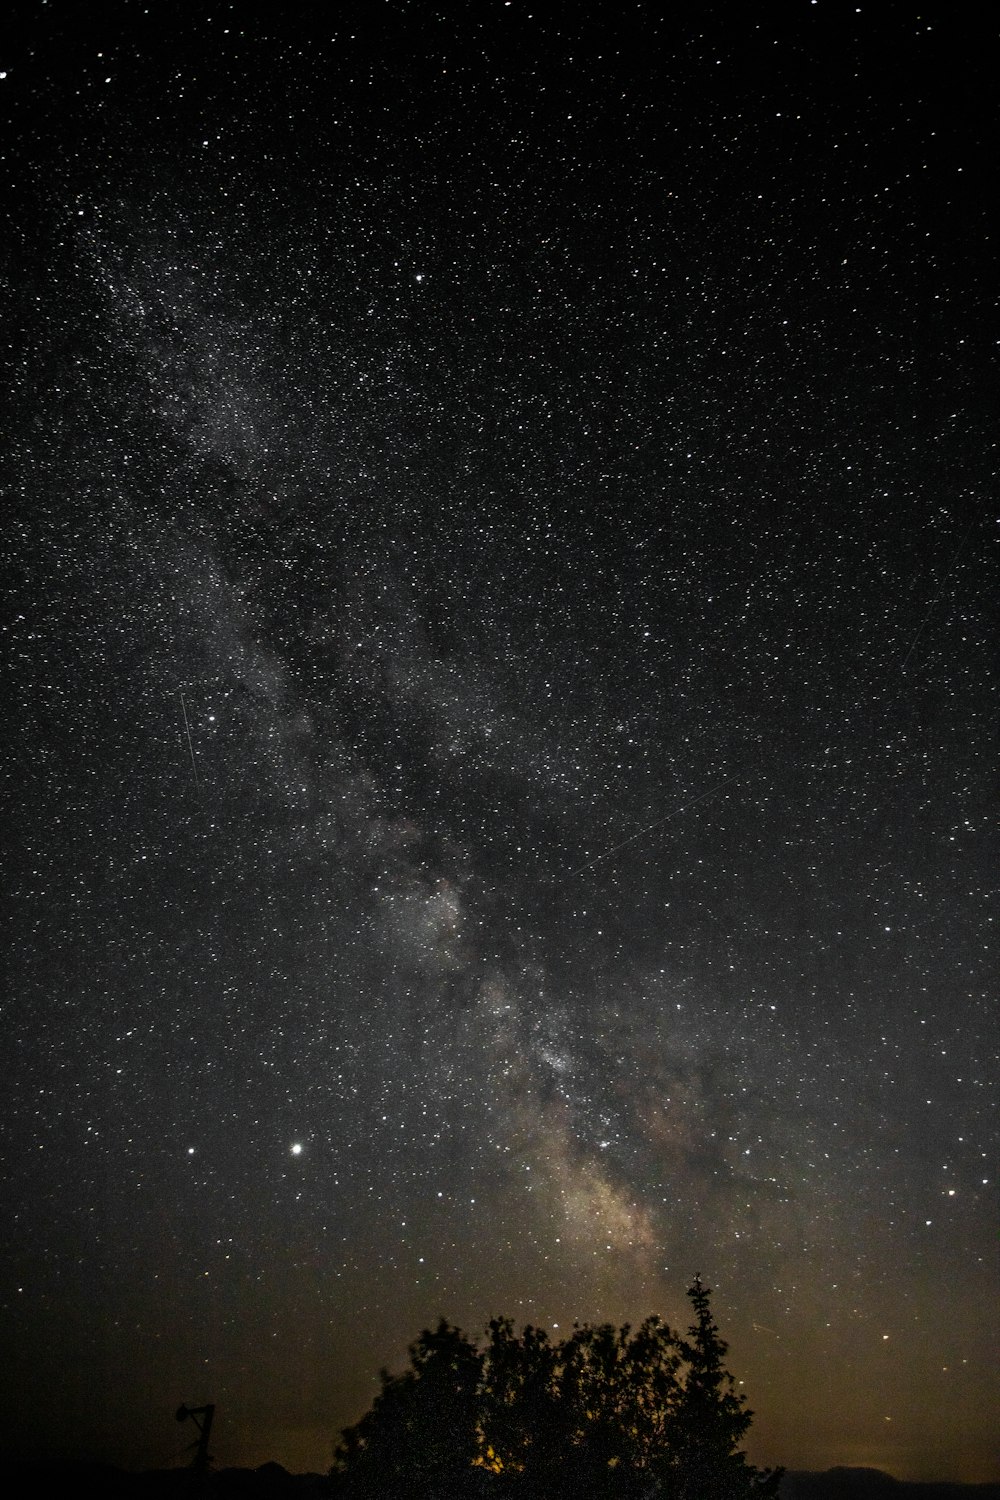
xmin=3 ymin=1460 xmax=332 ymax=1499
xmin=5 ymin=1463 xmax=999 ymax=1500
xmin=782 ymin=1473 xmax=1000 ymax=1500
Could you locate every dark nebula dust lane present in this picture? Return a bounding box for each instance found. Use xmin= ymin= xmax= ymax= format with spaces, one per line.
xmin=2 ymin=1 xmax=996 ymax=1482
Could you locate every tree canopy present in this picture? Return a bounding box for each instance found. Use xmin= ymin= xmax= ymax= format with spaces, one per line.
xmin=331 ymin=1278 xmax=783 ymax=1499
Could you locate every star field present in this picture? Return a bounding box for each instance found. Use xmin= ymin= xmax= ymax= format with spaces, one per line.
xmin=1 ymin=1 xmax=996 ymax=1483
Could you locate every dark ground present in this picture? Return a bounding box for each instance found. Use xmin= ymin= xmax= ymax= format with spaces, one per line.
xmin=5 ymin=1462 xmax=1000 ymax=1500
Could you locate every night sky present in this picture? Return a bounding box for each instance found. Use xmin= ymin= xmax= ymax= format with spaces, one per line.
xmin=2 ymin=0 xmax=996 ymax=1483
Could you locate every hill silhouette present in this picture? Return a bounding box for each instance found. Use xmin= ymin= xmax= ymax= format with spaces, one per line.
xmin=4 ymin=1461 xmax=998 ymax=1500
xmin=782 ymin=1472 xmax=1000 ymax=1500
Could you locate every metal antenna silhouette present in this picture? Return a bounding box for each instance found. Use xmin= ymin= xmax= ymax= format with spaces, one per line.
xmin=176 ymin=1402 xmax=215 ymax=1472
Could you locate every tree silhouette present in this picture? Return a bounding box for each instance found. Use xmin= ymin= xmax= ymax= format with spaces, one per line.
xmin=332 ymin=1318 xmax=483 ymax=1498
xmin=477 ymin=1314 xmax=682 ymax=1496
xmin=331 ymin=1281 xmax=783 ymax=1498
xmin=478 ymin=1317 xmax=561 ymax=1485
xmin=669 ymin=1276 xmax=783 ymax=1500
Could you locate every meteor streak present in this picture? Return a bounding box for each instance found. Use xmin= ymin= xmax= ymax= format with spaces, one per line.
xmin=180 ymin=690 xmax=200 ymax=790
